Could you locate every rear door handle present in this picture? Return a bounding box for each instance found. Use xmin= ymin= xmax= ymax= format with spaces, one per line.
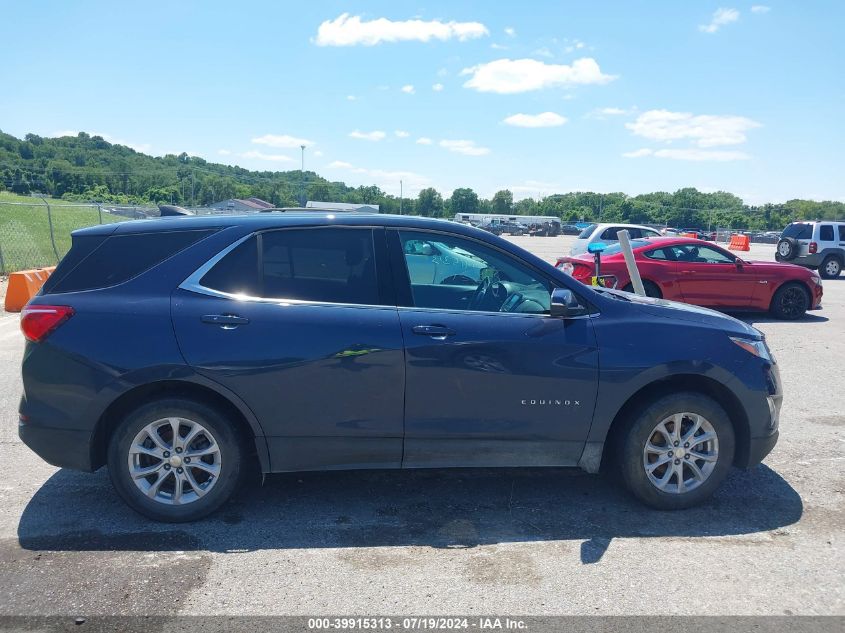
xmin=201 ymin=314 xmax=250 ymax=328
xmin=412 ymin=324 xmax=456 ymax=339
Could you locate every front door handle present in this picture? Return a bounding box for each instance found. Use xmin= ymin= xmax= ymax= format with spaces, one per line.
xmin=201 ymin=314 xmax=250 ymax=329
xmin=412 ymin=324 xmax=456 ymax=339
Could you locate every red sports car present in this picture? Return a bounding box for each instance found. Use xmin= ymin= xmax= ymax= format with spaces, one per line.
xmin=555 ymin=237 xmax=823 ymax=320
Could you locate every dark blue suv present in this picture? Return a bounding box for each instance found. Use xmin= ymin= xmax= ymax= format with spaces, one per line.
xmin=18 ymin=213 xmax=781 ymax=521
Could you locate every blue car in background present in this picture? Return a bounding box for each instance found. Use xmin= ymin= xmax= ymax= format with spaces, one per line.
xmin=18 ymin=213 xmax=781 ymax=521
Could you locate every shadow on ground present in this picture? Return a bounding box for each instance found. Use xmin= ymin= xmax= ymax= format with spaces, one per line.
xmin=17 ymin=465 xmax=802 ymax=564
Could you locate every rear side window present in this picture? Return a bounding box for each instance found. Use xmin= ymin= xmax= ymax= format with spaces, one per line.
xmin=782 ymin=223 xmax=813 ymax=239
xmin=819 ymin=225 xmax=834 ymax=241
xmin=839 ymin=226 xmax=845 ymax=241
xmin=48 ymin=229 xmax=215 ymax=293
xmin=200 ymin=228 xmax=380 ymax=305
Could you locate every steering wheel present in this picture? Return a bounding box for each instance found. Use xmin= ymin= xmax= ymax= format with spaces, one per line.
xmin=470 ymin=277 xmax=507 ymax=310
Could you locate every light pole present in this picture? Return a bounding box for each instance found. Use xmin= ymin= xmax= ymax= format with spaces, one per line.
xmin=299 ymin=145 xmax=306 ymax=207
xmin=400 ymin=180 xmax=403 ymax=214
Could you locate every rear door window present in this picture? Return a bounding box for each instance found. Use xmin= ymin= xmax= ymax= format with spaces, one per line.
xmin=839 ymin=225 xmax=845 ymax=242
xmin=200 ymin=228 xmax=381 ymax=305
xmin=819 ymin=225 xmax=835 ymax=242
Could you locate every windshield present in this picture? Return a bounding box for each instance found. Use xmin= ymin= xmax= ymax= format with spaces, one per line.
xmin=782 ymin=223 xmax=813 ymax=239
xmin=577 ymin=224 xmax=597 ymax=238
xmin=594 ymin=239 xmax=653 ymax=255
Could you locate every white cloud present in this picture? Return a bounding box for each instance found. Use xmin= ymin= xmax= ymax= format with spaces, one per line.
xmin=509 ymin=180 xmax=563 ymax=200
xmin=395 ymin=130 xmax=410 ymax=138
xmin=599 ymin=107 xmax=627 ymax=116
xmin=461 ymin=57 xmax=616 ymax=93
xmin=328 ymin=160 xmax=353 ymax=168
xmin=241 ymin=150 xmax=294 ymax=162
xmin=437 ymin=67 xmax=448 ymax=77
xmin=349 ymin=130 xmax=387 ymax=141
xmin=532 ymin=47 xmax=553 ymax=58
xmin=217 ymin=149 xmax=231 ymax=156
xmin=432 ymin=83 xmax=444 ymax=92
xmin=503 ymin=112 xmax=568 ymax=128
xmin=699 ymin=8 xmax=740 ymax=33
xmin=504 ymin=26 xmax=516 ymax=37
xmin=626 ymin=109 xmax=761 ymax=147
xmin=751 ymin=5 xmax=770 ymax=14
xmin=346 ymin=95 xmax=357 ymax=101
xmin=490 ymin=43 xmax=509 ymax=50
xmin=313 ymin=150 xmax=324 ymax=157
xmin=416 ymin=137 xmax=433 ymax=145
xmin=401 ymin=84 xmax=415 ymax=94
xmin=439 ymin=139 xmax=491 ymax=156
xmin=622 ymin=148 xmax=655 ymax=158
xmin=251 ymin=134 xmax=313 ymax=148
xmin=624 ymin=147 xmax=751 ymax=161
xmin=315 ymin=13 xmax=489 ymax=46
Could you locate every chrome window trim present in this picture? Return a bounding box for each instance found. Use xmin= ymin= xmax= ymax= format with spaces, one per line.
xmin=179 ymin=228 xmax=597 ymax=319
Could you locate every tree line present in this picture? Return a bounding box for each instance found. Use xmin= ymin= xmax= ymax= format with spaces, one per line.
xmin=1 ymin=130 xmax=842 ymax=230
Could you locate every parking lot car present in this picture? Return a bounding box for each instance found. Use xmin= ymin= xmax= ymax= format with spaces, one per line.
xmin=560 ymin=224 xmax=582 ymax=235
xmin=482 ymin=220 xmax=527 ymax=236
xmin=776 ymin=221 xmax=845 ymax=279
xmin=556 ymin=237 xmax=823 ymax=319
xmin=20 ymin=214 xmax=781 ymax=521
xmin=571 ymin=223 xmax=662 ymax=256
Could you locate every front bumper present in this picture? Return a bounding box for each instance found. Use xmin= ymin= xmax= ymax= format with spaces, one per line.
xmin=18 ymin=421 xmax=95 ymax=472
xmin=747 ymin=430 xmax=779 ymax=466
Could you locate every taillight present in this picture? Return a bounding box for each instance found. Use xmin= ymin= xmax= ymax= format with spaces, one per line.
xmin=809 ymin=241 xmax=818 ymax=254
xmin=20 ymin=305 xmax=74 ymax=342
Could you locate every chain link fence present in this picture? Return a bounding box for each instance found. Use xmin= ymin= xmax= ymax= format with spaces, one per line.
xmin=0 ymin=199 xmax=157 ymax=274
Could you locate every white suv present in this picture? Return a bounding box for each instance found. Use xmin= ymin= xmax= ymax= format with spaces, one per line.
xmin=776 ymin=221 xmax=845 ymax=278
xmin=570 ymin=223 xmax=662 ymax=256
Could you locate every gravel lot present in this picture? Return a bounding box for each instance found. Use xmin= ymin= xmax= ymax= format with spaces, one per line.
xmin=0 ymin=235 xmax=842 ymax=617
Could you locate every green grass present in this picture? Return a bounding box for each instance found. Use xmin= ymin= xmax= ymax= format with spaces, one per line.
xmin=0 ymin=192 xmax=128 ymax=273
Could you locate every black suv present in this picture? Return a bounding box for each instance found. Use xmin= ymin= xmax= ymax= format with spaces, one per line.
xmin=19 ymin=213 xmax=781 ymax=521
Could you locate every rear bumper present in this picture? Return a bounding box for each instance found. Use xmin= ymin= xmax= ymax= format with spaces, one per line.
xmin=18 ymin=421 xmax=94 ymax=472
xmin=776 ymin=253 xmax=822 ymax=267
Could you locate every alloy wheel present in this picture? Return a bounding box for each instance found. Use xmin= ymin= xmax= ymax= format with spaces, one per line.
xmin=127 ymin=417 xmax=221 ymax=505
xmin=642 ymin=412 xmax=719 ymax=494
xmin=778 ymin=286 xmax=808 ymax=318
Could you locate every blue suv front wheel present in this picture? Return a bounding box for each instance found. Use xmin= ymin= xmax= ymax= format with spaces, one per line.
xmin=618 ymin=392 xmax=736 ymax=510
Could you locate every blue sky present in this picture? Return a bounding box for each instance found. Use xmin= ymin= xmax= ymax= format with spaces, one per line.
xmin=1 ymin=1 xmax=843 ymax=204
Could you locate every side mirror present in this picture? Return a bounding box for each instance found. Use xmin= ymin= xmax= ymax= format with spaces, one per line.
xmin=551 ymin=288 xmax=588 ymax=319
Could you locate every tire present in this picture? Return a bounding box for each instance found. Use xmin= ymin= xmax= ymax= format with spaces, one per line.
xmin=617 ymin=392 xmax=735 ymax=510
xmin=776 ymin=238 xmax=798 ymax=260
xmin=769 ymin=282 xmax=810 ymax=320
xmin=107 ymin=398 xmax=246 ymax=522
xmin=622 ymin=280 xmax=662 ymax=298
xmin=820 ymin=255 xmax=842 ymax=279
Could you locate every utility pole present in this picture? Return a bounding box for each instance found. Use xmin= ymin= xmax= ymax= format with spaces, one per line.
xmin=300 ymin=145 xmax=306 ymax=207
xmin=400 ymin=180 xmax=403 ymax=214
xmin=190 ymin=171 xmax=195 ymax=207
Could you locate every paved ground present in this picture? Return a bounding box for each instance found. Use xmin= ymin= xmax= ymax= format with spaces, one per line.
xmin=0 ymin=236 xmax=842 ymax=616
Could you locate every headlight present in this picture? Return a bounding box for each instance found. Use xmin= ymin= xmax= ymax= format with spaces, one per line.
xmin=730 ymin=337 xmax=773 ymax=363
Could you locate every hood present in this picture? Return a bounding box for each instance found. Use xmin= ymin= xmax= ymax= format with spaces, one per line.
xmin=743 ymin=260 xmax=816 ymax=275
xmin=596 ymin=288 xmax=762 ymax=339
